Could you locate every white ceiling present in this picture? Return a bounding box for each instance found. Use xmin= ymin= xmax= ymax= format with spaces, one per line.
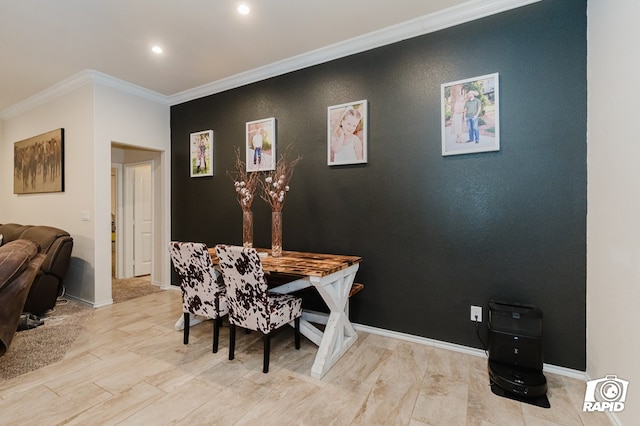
xmin=0 ymin=0 xmax=534 ymax=113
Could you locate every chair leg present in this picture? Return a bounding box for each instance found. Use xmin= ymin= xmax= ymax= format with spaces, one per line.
xmin=183 ymin=312 xmax=190 ymax=345
xmin=294 ymin=317 xmax=300 ymax=350
xmin=213 ymin=316 xmax=222 ymax=353
xmin=263 ymin=333 xmax=271 ymax=373
xmin=229 ymin=323 xmax=236 ymax=360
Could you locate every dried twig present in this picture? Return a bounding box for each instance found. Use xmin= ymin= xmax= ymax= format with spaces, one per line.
xmin=260 ymin=145 xmax=302 ymax=212
xmin=226 ymin=147 xmax=260 ymax=212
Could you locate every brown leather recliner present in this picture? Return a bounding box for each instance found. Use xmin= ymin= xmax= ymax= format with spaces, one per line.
xmin=0 ymin=239 xmax=45 ymax=356
xmin=0 ymin=223 xmax=73 ymax=315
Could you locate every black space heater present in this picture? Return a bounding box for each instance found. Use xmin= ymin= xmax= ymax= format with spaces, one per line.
xmin=488 ymin=301 xmax=549 ymax=407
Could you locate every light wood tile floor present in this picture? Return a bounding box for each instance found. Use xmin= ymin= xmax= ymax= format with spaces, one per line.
xmin=0 ymin=290 xmax=612 ymax=425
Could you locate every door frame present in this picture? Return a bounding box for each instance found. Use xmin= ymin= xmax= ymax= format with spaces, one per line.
xmin=111 ymin=163 xmax=124 ymax=279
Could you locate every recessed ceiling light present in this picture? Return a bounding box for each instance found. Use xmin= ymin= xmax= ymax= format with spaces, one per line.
xmin=151 ymin=46 xmax=163 ymax=54
xmin=237 ymin=4 xmax=250 ymax=15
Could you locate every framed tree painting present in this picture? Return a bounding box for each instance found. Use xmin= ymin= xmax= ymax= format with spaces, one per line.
xmin=327 ymin=100 xmax=367 ymax=165
xmin=441 ymin=73 xmax=499 ymax=156
xmin=190 ymin=130 xmax=213 ymax=177
xmin=246 ymin=117 xmax=276 ymax=172
xmin=14 ymin=128 xmax=64 ymax=194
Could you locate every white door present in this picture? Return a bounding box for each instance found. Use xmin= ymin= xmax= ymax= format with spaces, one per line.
xmin=133 ymin=164 xmax=152 ymax=276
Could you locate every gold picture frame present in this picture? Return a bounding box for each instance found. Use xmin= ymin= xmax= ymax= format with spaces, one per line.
xmin=14 ymin=128 xmax=64 ymax=194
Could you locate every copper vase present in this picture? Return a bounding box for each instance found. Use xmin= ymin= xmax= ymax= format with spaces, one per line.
xmin=271 ymin=210 xmax=282 ymax=257
xmin=242 ymin=210 xmax=253 ymax=248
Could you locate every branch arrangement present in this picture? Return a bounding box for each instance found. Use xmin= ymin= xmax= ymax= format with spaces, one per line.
xmin=260 ymin=145 xmax=302 ymax=212
xmin=227 ymin=147 xmax=260 ymax=212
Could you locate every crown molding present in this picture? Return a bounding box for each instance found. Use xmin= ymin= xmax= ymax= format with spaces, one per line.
xmin=89 ymin=70 xmax=169 ymax=105
xmin=0 ymin=71 xmax=91 ymax=120
xmin=169 ymin=0 xmax=540 ymax=106
xmin=0 ymin=0 xmax=539 ymax=117
xmin=0 ymin=70 xmax=169 ymax=120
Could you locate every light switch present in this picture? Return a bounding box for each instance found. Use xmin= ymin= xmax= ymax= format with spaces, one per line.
xmin=81 ymin=210 xmax=91 ymax=221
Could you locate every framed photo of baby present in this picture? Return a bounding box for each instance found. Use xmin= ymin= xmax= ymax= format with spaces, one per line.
xmin=190 ymin=130 xmax=213 ymax=177
xmin=327 ymin=100 xmax=367 ymax=166
xmin=441 ymin=73 xmax=499 ymax=156
xmin=246 ymin=117 xmax=276 ymax=172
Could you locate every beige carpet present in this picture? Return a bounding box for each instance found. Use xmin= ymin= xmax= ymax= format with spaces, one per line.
xmin=0 ymin=276 xmax=163 ymax=381
xmin=0 ymin=299 xmax=93 ymax=381
xmin=112 ymin=275 xmax=162 ymax=304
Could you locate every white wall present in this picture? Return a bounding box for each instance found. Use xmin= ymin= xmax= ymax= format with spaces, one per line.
xmin=587 ymin=0 xmax=640 ymax=424
xmin=0 ymin=71 xmax=170 ymax=308
xmin=0 ymin=119 xmax=4 ymax=218
xmin=93 ymin=80 xmax=170 ymax=306
xmin=0 ymin=82 xmax=97 ymax=302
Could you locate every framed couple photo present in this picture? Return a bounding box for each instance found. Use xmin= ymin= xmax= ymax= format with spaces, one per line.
xmin=190 ymin=130 xmax=214 ymax=177
xmin=441 ymin=73 xmax=500 ymax=156
xmin=327 ymin=100 xmax=367 ymax=166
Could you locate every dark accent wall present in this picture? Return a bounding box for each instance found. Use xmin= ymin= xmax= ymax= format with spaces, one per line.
xmin=171 ymin=0 xmax=587 ymax=369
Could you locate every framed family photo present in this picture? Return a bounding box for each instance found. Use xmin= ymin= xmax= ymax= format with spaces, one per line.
xmin=246 ymin=117 xmax=276 ymax=172
xmin=190 ymin=130 xmax=213 ymax=177
xmin=14 ymin=128 xmax=65 ymax=194
xmin=327 ymin=100 xmax=367 ymax=166
xmin=441 ymin=73 xmax=499 ymax=156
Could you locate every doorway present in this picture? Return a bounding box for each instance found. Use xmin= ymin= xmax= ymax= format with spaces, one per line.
xmin=124 ymin=161 xmax=153 ymax=277
xmin=111 ymin=161 xmax=153 ymax=278
xmin=109 ymin=144 xmax=167 ymax=307
xmin=111 ymin=144 xmax=157 ymax=281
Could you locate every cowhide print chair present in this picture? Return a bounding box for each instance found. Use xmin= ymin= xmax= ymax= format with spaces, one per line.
xmin=169 ymin=241 xmax=228 ymax=353
xmin=215 ymin=244 xmax=302 ymax=373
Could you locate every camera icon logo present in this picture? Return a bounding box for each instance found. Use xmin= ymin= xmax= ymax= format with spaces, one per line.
xmin=583 ymin=375 xmax=629 ymax=412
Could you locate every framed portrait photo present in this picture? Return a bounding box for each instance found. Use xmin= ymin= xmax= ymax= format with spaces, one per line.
xmin=327 ymin=100 xmax=367 ymax=166
xmin=190 ymin=130 xmax=214 ymax=177
xmin=441 ymin=73 xmax=499 ymax=156
xmin=246 ymin=117 xmax=276 ymax=172
xmin=14 ymin=128 xmax=65 ymax=194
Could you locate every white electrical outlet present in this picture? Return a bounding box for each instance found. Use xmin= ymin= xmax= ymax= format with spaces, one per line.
xmin=471 ymin=305 xmax=482 ymax=322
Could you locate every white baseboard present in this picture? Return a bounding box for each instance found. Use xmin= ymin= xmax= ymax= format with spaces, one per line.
xmin=61 ymin=294 xmax=111 ymax=308
xmin=61 ymin=290 xmax=589 ymax=382
xmin=352 ymin=322 xmax=588 ymax=381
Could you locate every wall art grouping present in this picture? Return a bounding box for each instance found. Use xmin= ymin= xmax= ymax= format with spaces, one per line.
xmin=14 ymin=128 xmax=65 ymax=194
xmin=441 ymin=73 xmax=500 ymax=156
xmin=190 ymin=130 xmax=214 ymax=177
xmin=209 ymin=99 xmax=370 ymax=174
xmin=193 ymin=74 xmax=501 ymax=174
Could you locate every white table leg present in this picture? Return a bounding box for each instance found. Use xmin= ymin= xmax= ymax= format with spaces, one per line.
xmin=308 ymin=264 xmax=359 ymax=379
xmin=267 ymin=264 xmax=360 ymax=378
